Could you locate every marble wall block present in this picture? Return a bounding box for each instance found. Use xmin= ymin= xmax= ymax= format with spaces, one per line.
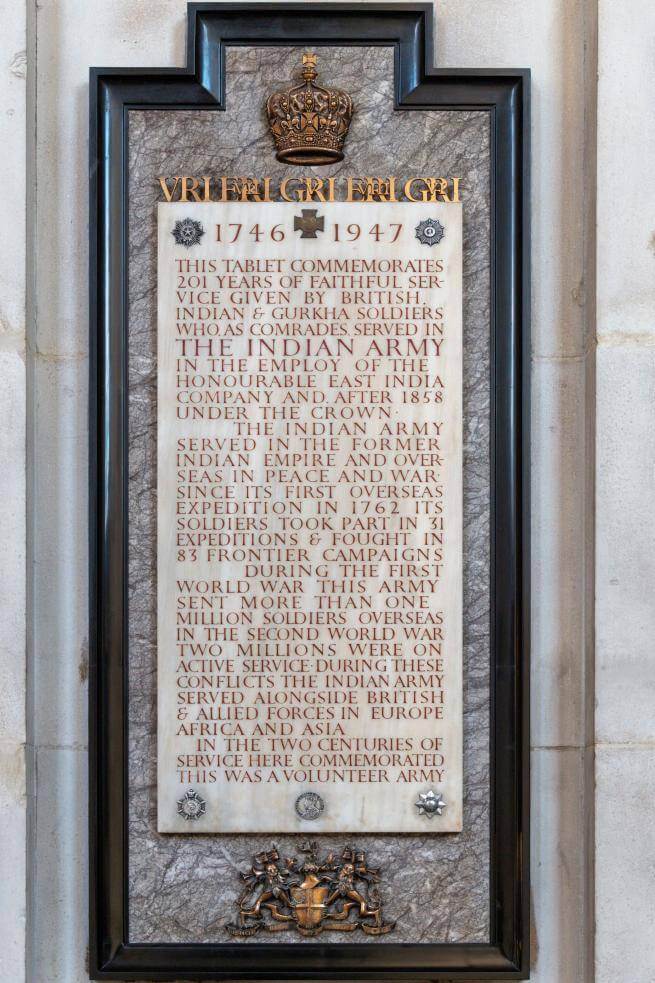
xmin=128 ymin=45 xmax=490 ymax=943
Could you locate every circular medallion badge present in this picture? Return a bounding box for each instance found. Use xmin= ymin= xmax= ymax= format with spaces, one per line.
xmin=295 ymin=791 xmax=325 ymax=821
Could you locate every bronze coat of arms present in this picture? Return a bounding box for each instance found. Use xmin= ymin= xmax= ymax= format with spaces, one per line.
xmin=226 ymin=841 xmax=395 ymax=938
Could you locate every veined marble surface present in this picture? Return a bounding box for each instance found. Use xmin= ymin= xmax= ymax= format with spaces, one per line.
xmin=156 ymin=199 xmax=465 ymax=835
xmin=127 ymin=45 xmax=490 ymax=944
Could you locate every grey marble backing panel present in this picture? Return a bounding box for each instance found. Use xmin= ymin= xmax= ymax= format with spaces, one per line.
xmin=127 ymin=45 xmax=490 ymax=945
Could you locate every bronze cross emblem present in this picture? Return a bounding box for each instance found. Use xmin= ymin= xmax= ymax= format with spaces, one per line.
xmin=294 ymin=210 xmax=325 ymax=238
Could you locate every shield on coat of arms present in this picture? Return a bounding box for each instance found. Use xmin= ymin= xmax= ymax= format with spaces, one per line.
xmin=290 ymin=875 xmax=330 ymax=930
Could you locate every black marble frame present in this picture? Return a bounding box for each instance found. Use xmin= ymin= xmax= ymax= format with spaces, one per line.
xmin=89 ymin=3 xmax=530 ymax=979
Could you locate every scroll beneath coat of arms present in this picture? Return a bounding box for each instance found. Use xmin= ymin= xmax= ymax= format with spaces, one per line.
xmin=226 ymin=840 xmax=395 ymax=937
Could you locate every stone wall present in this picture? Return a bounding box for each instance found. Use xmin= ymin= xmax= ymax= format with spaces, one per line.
xmin=595 ymin=2 xmax=655 ymax=980
xmin=0 ymin=0 xmax=649 ymax=980
xmin=0 ymin=4 xmax=27 ymax=981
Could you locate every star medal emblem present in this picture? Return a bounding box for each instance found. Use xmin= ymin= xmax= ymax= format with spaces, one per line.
xmin=415 ymin=218 xmax=445 ymax=246
xmin=172 ymin=217 xmax=205 ymax=248
xmin=177 ymin=788 xmax=206 ymax=821
xmin=415 ymin=789 xmax=446 ymax=818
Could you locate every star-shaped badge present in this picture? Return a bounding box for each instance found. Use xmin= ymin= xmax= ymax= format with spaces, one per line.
xmin=415 ymin=789 xmax=446 ymax=818
xmin=172 ymin=217 xmax=205 ymax=248
xmin=177 ymin=788 xmax=206 ymax=821
xmin=415 ymin=218 xmax=445 ymax=247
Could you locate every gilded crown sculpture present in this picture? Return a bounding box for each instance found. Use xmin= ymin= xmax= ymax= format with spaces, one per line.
xmin=266 ymin=53 xmax=354 ymax=165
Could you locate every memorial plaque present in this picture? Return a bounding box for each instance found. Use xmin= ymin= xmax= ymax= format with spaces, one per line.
xmin=90 ymin=6 xmax=530 ymax=979
xmin=156 ymin=200 xmax=463 ymax=833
